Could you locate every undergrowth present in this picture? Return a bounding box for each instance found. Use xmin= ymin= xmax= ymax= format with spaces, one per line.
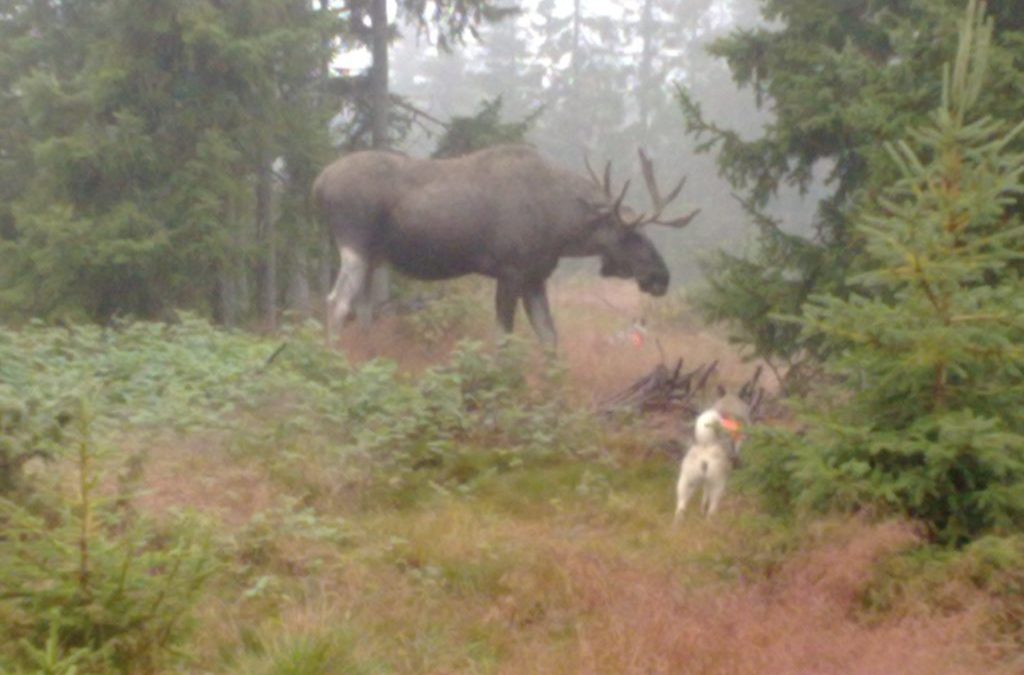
xmin=0 ymin=396 xmax=216 ymax=673
xmin=0 ymin=316 xmax=601 ymax=672
xmin=2 ymin=315 xmax=1022 ymax=672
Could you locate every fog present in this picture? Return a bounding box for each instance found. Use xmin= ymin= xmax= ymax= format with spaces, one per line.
xmin=362 ymin=0 xmax=825 ymax=284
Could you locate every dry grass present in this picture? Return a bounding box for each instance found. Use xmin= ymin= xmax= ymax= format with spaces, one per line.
xmin=544 ymin=519 xmax=997 ymax=675
xmin=332 ymin=277 xmax=768 ymax=405
xmin=335 ymin=313 xmax=472 ymax=373
xmin=130 ymin=437 xmax=1013 ymax=675
xmin=134 ymin=436 xmax=279 ymax=528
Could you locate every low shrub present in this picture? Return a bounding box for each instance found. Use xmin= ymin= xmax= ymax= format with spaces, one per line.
xmin=0 ymin=396 xmax=216 ymax=673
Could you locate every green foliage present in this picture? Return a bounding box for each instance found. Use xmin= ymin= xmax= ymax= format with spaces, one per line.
xmin=392 ymin=279 xmax=489 ymax=343
xmin=0 ymin=316 xmax=338 ymax=434
xmin=234 ymin=627 xmax=374 ymax=675
xmin=14 ymin=619 xmax=96 ymax=675
xmin=693 ymin=203 xmax=831 ymax=379
xmin=343 ymin=338 xmax=589 ymax=505
xmin=0 ymin=388 xmax=71 ymax=496
xmin=732 ymin=425 xmax=803 ymax=517
xmin=862 ymin=534 xmax=1024 ymax=644
xmin=431 ymin=96 xmax=540 ymax=158
xmin=1 ymin=313 xmax=589 ymax=515
xmin=742 ymin=1 xmax=1024 ymax=544
xmin=681 ymin=0 xmax=1024 ymax=373
xmin=0 ymin=0 xmax=339 ymax=322
xmin=0 ymin=397 xmax=216 ymax=673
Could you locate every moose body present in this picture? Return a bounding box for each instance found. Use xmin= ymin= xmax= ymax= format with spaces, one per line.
xmin=312 ymin=144 xmax=696 ymax=346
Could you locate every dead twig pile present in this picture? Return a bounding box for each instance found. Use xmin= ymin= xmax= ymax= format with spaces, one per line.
xmin=599 ymin=358 xmax=718 ymax=416
xmin=600 ymin=360 xmax=768 ymax=421
xmin=737 ymin=364 xmax=767 ymax=420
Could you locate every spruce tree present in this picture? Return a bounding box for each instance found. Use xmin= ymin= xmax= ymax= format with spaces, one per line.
xmin=0 ymin=0 xmax=340 ymax=323
xmin=679 ymin=0 xmax=1024 ymax=379
xmin=756 ymin=0 xmax=1024 ymax=544
xmin=431 ymin=96 xmax=538 ymax=158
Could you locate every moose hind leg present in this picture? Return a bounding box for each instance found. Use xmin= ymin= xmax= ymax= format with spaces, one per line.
xmin=326 ymin=246 xmax=369 ymax=344
xmin=354 ymin=264 xmax=385 ymax=329
xmin=523 ymin=281 xmax=557 ymax=349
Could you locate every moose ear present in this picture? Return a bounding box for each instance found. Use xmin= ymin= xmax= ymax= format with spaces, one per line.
xmin=578 ymin=197 xmax=612 ymax=222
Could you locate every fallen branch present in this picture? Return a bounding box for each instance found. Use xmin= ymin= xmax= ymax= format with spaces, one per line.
xmin=600 ymin=358 xmax=718 ymax=416
xmin=259 ymin=342 xmax=289 ymax=372
xmin=600 ymin=359 xmax=770 ymax=422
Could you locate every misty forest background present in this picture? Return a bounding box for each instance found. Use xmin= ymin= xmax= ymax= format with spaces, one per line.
xmin=2 ymin=0 xmax=1024 ymax=673
xmin=2 ymin=0 xmax=1022 ymax=369
xmin=0 ymin=0 xmax=809 ymax=331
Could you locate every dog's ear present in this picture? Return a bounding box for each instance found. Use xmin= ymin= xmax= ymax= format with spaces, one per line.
xmin=713 ymin=392 xmax=752 ymax=425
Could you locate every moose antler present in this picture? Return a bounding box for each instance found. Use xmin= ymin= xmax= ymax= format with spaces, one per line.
xmin=584 ymin=150 xmax=698 ymax=228
xmin=584 ymin=154 xmax=613 ymax=196
xmin=623 ymin=149 xmax=700 ymax=229
xmin=584 ymin=153 xmax=632 ymax=218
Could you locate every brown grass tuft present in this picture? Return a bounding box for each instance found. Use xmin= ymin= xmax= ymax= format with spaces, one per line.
xmin=511 ymin=518 xmax=999 ymax=675
xmin=134 ymin=437 xmax=278 ymax=528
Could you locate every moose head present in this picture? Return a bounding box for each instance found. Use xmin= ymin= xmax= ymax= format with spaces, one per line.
xmin=582 ymin=149 xmax=700 ymax=298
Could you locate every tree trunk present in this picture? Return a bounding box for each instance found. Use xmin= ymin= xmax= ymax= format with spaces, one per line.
xmin=638 ymin=0 xmax=655 ymax=145
xmin=217 ymin=192 xmax=245 ymax=326
xmin=568 ymin=0 xmax=588 ymax=150
xmin=369 ymin=0 xmax=390 ymax=150
xmin=215 ymin=273 xmax=236 ymax=326
xmin=256 ymin=153 xmax=277 ymax=330
xmin=286 ymin=251 xmax=313 ymax=318
xmin=366 ymin=0 xmax=391 ymax=312
xmin=571 ymin=0 xmax=581 ymax=83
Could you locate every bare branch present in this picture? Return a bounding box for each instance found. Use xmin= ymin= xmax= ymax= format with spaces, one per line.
xmin=390 ymin=96 xmax=446 ymax=128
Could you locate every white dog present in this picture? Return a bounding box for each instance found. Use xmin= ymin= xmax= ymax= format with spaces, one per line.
xmin=674 ymin=399 xmax=748 ymax=521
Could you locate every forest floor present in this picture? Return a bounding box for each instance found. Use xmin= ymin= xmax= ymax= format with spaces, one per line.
xmin=9 ymin=278 xmax=1010 ymax=673
xmin=116 ymin=278 xmax=1019 ymax=674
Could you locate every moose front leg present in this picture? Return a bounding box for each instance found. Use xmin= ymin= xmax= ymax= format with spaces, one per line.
xmin=522 ymin=280 xmax=557 ymax=349
xmin=494 ymin=277 xmax=520 ymax=337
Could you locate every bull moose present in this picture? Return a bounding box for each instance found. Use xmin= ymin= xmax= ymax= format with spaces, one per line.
xmin=312 ymin=144 xmax=698 ymax=347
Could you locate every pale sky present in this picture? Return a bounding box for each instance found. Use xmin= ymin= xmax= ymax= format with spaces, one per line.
xmin=333 ymin=0 xmax=736 ymax=73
